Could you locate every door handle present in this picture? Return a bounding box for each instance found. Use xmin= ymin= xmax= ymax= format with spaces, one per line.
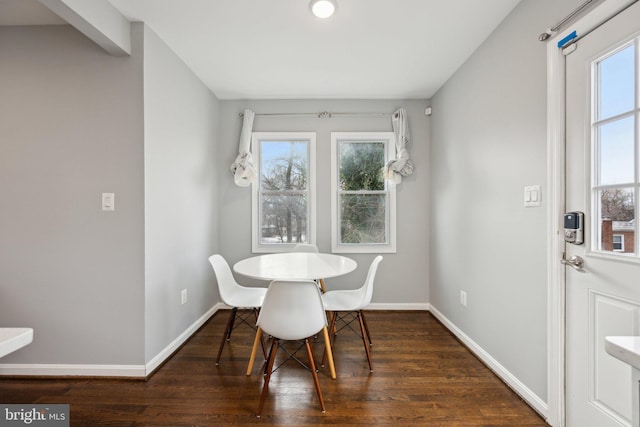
xmin=561 ymin=255 xmax=586 ymax=273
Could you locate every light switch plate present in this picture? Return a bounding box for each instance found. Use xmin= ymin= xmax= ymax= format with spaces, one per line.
xmin=524 ymin=185 xmax=541 ymax=207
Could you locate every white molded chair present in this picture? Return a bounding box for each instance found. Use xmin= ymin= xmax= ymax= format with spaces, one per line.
xmin=208 ymin=254 xmax=267 ymax=365
xmin=247 ymin=280 xmax=334 ymax=417
xmin=291 ymin=243 xmax=327 ymax=292
xmin=321 ymin=255 xmax=383 ymax=372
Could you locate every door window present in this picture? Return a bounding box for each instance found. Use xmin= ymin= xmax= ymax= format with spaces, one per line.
xmin=592 ymin=40 xmax=639 ymax=256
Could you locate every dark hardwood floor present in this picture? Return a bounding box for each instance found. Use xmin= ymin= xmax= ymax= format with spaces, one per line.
xmin=0 ymin=311 xmax=547 ymax=426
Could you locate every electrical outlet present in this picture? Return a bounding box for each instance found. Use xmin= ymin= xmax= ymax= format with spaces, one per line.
xmin=181 ymin=289 xmax=187 ymax=305
xmin=460 ymin=290 xmax=467 ymax=307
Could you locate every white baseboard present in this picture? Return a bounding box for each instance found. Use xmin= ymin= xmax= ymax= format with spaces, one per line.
xmin=0 ymin=304 xmax=224 ymax=378
xmin=367 ymin=302 xmax=430 ymax=310
xmin=145 ymin=304 xmax=223 ymax=375
xmin=429 ymin=305 xmax=549 ymax=419
xmin=0 ymin=363 xmax=147 ymax=377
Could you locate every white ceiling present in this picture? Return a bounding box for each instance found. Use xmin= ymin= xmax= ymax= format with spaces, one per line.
xmin=2 ymin=0 xmax=521 ymax=100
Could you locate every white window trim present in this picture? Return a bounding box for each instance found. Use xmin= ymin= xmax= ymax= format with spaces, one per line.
xmin=330 ymin=132 xmax=397 ymax=254
xmin=251 ymin=132 xmax=316 ymax=253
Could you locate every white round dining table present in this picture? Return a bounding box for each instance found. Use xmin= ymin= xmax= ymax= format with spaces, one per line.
xmin=233 ymin=252 xmax=357 ymax=281
xmin=235 ymin=252 xmax=356 ymax=380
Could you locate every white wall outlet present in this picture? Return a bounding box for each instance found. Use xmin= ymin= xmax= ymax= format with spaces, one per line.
xmin=181 ymin=289 xmax=187 ymax=305
xmin=460 ymin=290 xmax=467 ymax=307
xmin=102 ymin=193 xmax=115 ymax=211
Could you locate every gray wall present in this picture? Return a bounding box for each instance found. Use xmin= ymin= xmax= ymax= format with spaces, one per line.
xmin=141 ymin=24 xmax=220 ymax=363
xmin=0 ymin=25 xmax=145 ymax=364
xmin=218 ymin=100 xmax=430 ymax=304
xmin=0 ymin=23 xmax=221 ymax=368
xmin=430 ymin=0 xmax=583 ymax=402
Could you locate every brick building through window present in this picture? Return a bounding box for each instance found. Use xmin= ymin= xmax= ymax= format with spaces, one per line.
xmin=601 ymin=218 xmax=635 ymax=253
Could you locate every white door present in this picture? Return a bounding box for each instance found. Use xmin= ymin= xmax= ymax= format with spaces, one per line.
xmin=565 ymin=2 xmax=640 ymax=426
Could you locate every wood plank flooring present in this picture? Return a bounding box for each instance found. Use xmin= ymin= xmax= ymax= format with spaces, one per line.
xmin=0 ymin=311 xmax=547 ymax=426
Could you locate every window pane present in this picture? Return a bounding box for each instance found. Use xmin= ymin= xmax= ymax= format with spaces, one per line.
xmin=339 ymin=142 xmax=385 ymax=191
xmin=596 ymin=116 xmax=635 ymax=186
xmin=613 ymin=235 xmax=623 ymax=251
xmin=597 ymin=44 xmax=635 ymax=121
xmin=260 ymin=141 xmax=308 ymax=191
xmin=339 ymin=194 xmax=386 ymax=244
xmin=597 ymin=188 xmax=635 ymax=254
xmin=260 ymin=193 xmax=308 ymax=244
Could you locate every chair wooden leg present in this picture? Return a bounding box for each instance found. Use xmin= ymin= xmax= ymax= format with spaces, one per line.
xmin=321 ymin=326 xmax=336 ymax=379
xmin=318 ymin=278 xmax=327 ymax=293
xmin=257 ymin=339 xmax=279 ymax=418
xmin=246 ymin=327 xmax=263 ymax=376
xmin=226 ymin=307 xmax=238 ymax=340
xmin=321 ymin=312 xmax=337 ymax=369
xmin=216 ymin=308 xmax=236 ymax=365
xmin=253 ymin=308 xmax=267 ymax=359
xmin=305 ymin=338 xmax=326 ymax=413
xmin=358 ymin=311 xmax=373 ymax=372
xmin=360 ymin=310 xmax=373 ymax=346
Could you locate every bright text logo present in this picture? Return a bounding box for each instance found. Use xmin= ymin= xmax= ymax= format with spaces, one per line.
xmin=0 ymin=405 xmax=68 ymax=426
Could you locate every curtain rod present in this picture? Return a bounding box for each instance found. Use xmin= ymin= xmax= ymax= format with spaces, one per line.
xmin=239 ymin=111 xmax=392 ymax=119
xmin=560 ymin=0 xmax=640 ymax=50
xmin=538 ymin=0 xmax=594 ymax=41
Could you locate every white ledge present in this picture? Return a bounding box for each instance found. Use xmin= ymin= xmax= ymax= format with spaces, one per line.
xmin=0 ymin=328 xmax=33 ymax=359
xmin=605 ymin=336 xmax=640 ymax=370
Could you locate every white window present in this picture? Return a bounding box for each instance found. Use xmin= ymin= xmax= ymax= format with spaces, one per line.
xmin=252 ymin=132 xmax=316 ymax=253
xmin=613 ymin=234 xmax=624 ymax=251
xmin=331 ymin=132 xmax=396 ymax=253
xmin=591 ymin=39 xmax=638 ymax=256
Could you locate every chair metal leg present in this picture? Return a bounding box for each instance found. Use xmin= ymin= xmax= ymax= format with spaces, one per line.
xmin=216 ymin=308 xmax=237 ymax=365
xmin=257 ymin=339 xmax=279 ymax=418
xmin=360 ymin=310 xmax=373 ymax=346
xmin=358 ymin=311 xmax=373 ymax=372
xmin=305 ymin=338 xmax=326 ymax=413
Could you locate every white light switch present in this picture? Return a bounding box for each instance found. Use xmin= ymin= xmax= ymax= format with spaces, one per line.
xmin=524 ymin=185 xmax=541 ymax=207
xmin=102 ymin=193 xmax=115 ymax=211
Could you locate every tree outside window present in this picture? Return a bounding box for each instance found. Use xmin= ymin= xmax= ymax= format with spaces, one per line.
xmin=252 ymin=133 xmax=316 ymax=253
xmin=331 ymin=132 xmax=396 ymax=253
xmin=338 ymin=141 xmax=386 ymax=244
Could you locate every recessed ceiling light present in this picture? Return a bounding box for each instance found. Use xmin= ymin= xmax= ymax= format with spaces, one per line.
xmin=310 ymin=0 xmax=337 ymax=19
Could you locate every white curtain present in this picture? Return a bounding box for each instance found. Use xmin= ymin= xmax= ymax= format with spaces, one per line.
xmin=383 ymin=107 xmax=414 ymax=184
xmin=230 ymin=109 xmax=257 ymax=187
